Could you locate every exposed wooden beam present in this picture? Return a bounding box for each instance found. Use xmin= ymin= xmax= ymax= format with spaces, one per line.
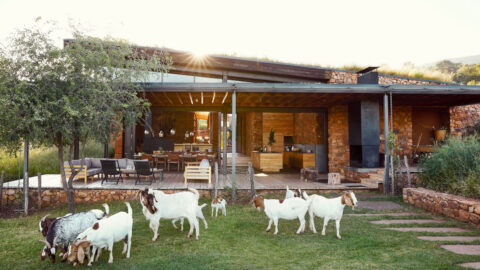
xmin=222 ymin=92 xmax=229 ymax=104
xmin=175 ymin=92 xmax=183 ymax=105
xmin=163 ymin=92 xmax=174 ymax=105
xmin=212 ymin=91 xmax=216 ymax=104
xmin=189 ymin=92 xmax=194 ymax=105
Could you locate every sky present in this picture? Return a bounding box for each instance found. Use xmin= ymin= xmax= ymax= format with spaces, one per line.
xmin=0 ymin=0 xmax=479 ymax=69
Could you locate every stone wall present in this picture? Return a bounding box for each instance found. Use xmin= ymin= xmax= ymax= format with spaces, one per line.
xmin=328 ymin=106 xmax=349 ymax=175
xmin=379 ymin=106 xmax=413 ymax=158
xmin=329 ymin=70 xmax=446 ymax=86
xmin=403 ymin=187 xmax=480 ymax=227
xmin=449 ymin=105 xmax=480 ymax=137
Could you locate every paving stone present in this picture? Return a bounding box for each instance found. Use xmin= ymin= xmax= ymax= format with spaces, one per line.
xmin=346 ymin=212 xmax=419 ymax=217
xmin=441 ymin=245 xmax=480 ymax=255
xmin=418 ymin=236 xmax=480 ymax=242
xmin=371 ymin=219 xmax=444 ymax=225
xmin=459 ymin=262 xmax=480 ymax=269
xmin=357 ymin=201 xmax=403 ymax=210
xmin=386 ymin=227 xmax=470 ymax=233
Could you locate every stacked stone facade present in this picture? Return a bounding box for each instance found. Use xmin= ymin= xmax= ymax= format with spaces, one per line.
xmin=327 ymin=106 xmax=349 ymax=175
xmin=404 ymin=188 xmax=480 ymax=227
xmin=449 ymin=105 xmax=480 ymax=137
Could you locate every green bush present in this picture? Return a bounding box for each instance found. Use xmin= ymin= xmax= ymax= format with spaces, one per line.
xmin=419 ymin=135 xmax=480 ymax=198
xmin=0 ymin=140 xmax=112 ymax=182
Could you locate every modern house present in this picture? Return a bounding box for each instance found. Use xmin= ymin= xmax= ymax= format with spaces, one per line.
xmin=107 ymin=44 xmax=480 ymax=188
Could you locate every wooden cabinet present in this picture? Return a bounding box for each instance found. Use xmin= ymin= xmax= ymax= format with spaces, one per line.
xmin=251 ymin=152 xmax=283 ymax=172
xmin=283 ymin=152 xmax=315 ymax=169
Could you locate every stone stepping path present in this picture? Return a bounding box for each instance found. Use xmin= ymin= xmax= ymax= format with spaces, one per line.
xmin=441 ymin=245 xmax=480 ymax=255
xmin=386 ymin=227 xmax=471 ymax=233
xmin=371 ymin=219 xmax=443 ymax=225
xmin=418 ymin=236 xmax=480 ymax=242
xmin=346 ymin=212 xmax=420 ymax=217
xmin=459 ymin=262 xmax=480 ymax=269
xmin=357 ymin=201 xmax=404 ymax=210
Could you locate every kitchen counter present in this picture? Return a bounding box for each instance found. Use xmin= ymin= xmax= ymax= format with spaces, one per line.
xmin=283 ymin=152 xmax=315 ymax=169
xmin=174 ymin=143 xmax=212 ymax=152
xmin=251 ymin=151 xmax=283 ymax=172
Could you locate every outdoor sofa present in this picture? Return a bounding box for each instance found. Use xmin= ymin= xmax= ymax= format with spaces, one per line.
xmin=63 ymin=158 xmax=136 ymax=183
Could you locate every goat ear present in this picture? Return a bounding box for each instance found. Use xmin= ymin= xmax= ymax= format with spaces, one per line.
xmin=77 ymin=246 xmax=85 ymax=264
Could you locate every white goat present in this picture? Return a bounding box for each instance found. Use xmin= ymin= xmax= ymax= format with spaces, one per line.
xmin=303 ymin=191 xmax=358 ymax=239
xmin=285 ymin=186 xmax=302 ymax=200
xmin=68 ymin=202 xmax=133 ymax=266
xmin=252 ymin=195 xmax=309 ymax=235
xmin=140 ymin=188 xmax=200 ymax=240
xmin=172 ymin=203 xmax=208 ymax=230
xmin=211 ymin=195 xmax=227 ymax=217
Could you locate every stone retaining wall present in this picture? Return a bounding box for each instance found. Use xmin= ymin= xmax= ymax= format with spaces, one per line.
xmin=403 ymin=187 xmax=480 ymax=226
xmin=1 ymin=187 xmax=373 ymax=210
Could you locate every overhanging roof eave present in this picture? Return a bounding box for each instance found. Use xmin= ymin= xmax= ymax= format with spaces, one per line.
xmin=140 ymin=83 xmax=480 ymax=95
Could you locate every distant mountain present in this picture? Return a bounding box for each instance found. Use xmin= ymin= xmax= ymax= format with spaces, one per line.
xmin=446 ymin=55 xmax=480 ymax=65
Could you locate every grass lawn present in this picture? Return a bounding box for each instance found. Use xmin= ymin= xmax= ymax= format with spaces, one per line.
xmin=1 ymin=193 xmax=479 ymax=269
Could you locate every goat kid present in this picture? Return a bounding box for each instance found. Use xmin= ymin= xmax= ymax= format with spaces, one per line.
xmin=303 ymin=191 xmax=357 ymax=239
xmin=252 ymin=195 xmax=309 ymax=235
xmin=211 ymin=195 xmax=227 ymax=217
xmin=285 ymin=186 xmax=302 ymax=200
xmin=39 ymin=204 xmax=109 ymax=263
xmin=172 ymin=203 xmax=208 ymax=231
xmin=68 ymin=202 xmax=133 ymax=266
xmin=140 ymin=188 xmax=200 ymax=241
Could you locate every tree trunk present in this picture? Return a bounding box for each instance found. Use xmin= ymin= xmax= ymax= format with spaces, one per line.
xmin=57 ymin=134 xmax=75 ymax=213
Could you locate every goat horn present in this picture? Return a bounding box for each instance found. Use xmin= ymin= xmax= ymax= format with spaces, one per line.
xmin=40 ymin=214 xmax=51 ymax=222
xmin=39 ymin=240 xmax=51 ymax=249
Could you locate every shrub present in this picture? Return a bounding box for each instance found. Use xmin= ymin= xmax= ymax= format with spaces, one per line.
xmin=419 ymin=136 xmax=480 ymax=198
xmin=0 ymin=140 xmax=112 ymax=182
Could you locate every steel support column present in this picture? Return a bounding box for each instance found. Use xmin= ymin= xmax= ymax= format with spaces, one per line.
xmin=231 ymin=90 xmax=237 ymax=201
xmin=383 ymin=93 xmax=390 ymax=194
xmin=223 ymin=112 xmax=228 ymax=175
xmin=218 ymin=112 xmax=222 ymax=169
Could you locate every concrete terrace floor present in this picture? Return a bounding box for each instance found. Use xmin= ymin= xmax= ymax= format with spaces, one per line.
xmin=3 ymin=171 xmax=373 ymax=191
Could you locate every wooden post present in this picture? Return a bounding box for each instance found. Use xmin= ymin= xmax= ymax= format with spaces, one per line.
xmin=0 ymin=171 xmax=4 ymax=210
xmin=248 ymin=162 xmax=256 ymax=198
xmin=404 ymin=155 xmax=411 ymax=188
xmin=396 ymin=155 xmax=402 ymax=191
xmin=24 ymin=172 xmax=29 ymax=216
xmin=37 ymin=172 xmax=42 ymax=210
xmin=214 ymin=162 xmax=219 ymax=198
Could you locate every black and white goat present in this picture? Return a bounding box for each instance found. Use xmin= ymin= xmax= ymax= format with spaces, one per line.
xmin=140 ymin=188 xmax=200 ymax=240
xmin=39 ymin=204 xmax=109 ymax=263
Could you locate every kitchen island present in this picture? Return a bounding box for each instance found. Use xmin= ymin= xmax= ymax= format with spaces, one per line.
xmin=283 ymin=151 xmax=315 ymax=169
xmin=251 ymin=151 xmax=283 ymax=172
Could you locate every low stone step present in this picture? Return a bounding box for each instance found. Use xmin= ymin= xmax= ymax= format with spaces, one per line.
xmin=358 ymin=201 xmax=404 ymax=210
xmin=360 ymin=178 xmax=382 ymax=188
xmin=441 ymin=245 xmax=480 ymax=255
xmin=346 ymin=212 xmax=420 ymax=217
xmin=418 ymin=236 xmax=480 ymax=242
xmin=371 ymin=219 xmax=444 ymax=225
xmin=459 ymin=262 xmax=480 ymax=269
xmin=368 ymin=173 xmax=385 ymax=181
xmin=386 ymin=227 xmax=470 ymax=233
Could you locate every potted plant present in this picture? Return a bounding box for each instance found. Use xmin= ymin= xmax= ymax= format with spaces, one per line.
xmin=267 ymin=128 xmax=276 ymax=152
xmin=434 ymin=126 xmax=447 ymax=141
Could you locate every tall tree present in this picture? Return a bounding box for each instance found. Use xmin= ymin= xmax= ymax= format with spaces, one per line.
xmin=0 ymin=23 xmax=171 ymax=212
xmin=435 ymin=60 xmax=461 ymax=74
xmin=453 ymin=64 xmax=480 ymax=85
